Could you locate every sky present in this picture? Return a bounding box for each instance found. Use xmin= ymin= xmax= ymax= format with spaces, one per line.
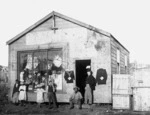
xmin=0 ymin=0 xmax=150 ymax=66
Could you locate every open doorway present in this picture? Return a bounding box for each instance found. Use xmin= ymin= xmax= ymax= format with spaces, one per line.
xmin=75 ymin=60 xmax=91 ymax=98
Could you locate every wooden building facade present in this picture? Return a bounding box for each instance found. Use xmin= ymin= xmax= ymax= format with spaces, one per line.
xmin=6 ymin=11 xmax=129 ymax=103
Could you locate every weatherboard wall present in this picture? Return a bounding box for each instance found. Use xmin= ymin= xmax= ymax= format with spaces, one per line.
xmin=110 ymin=37 xmax=129 ymax=75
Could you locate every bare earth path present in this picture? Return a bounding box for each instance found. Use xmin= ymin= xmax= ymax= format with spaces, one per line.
xmin=0 ymin=103 xmax=149 ymax=115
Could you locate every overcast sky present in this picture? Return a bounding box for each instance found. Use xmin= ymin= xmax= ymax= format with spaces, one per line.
xmin=0 ymin=0 xmax=150 ymax=66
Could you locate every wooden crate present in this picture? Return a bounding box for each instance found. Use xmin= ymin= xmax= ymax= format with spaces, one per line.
xmin=113 ymin=74 xmax=132 ymax=95
xmin=133 ymin=87 xmax=150 ymax=111
xmin=113 ymin=94 xmax=131 ymax=109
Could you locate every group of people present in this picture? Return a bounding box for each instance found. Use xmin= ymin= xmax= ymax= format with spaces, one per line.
xmin=12 ymin=69 xmax=58 ymax=109
xmin=12 ymin=67 xmax=96 ymax=110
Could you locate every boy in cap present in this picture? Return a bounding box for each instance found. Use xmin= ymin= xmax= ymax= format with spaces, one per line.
xmin=69 ymin=86 xmax=83 ymax=109
xmin=46 ymin=79 xmax=57 ymax=109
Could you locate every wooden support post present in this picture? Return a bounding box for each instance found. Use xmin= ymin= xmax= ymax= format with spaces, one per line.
xmin=52 ymin=12 xmax=58 ymax=33
xmin=52 ymin=12 xmax=56 ymax=33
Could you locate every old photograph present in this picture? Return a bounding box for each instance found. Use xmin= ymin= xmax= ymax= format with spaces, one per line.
xmin=0 ymin=0 xmax=150 ymax=115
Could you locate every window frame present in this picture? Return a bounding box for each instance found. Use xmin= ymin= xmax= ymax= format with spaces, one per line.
xmin=17 ymin=48 xmax=64 ymax=93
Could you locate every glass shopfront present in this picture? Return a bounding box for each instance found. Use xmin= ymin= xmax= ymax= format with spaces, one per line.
xmin=17 ymin=49 xmax=63 ymax=92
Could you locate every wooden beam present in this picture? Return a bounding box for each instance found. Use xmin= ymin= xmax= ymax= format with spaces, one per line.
xmin=52 ymin=12 xmax=58 ymax=33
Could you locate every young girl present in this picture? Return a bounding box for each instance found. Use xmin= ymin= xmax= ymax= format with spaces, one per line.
xmin=18 ymin=71 xmax=27 ymax=106
xmin=18 ymin=81 xmax=27 ymax=106
xmin=35 ymin=83 xmax=46 ymax=108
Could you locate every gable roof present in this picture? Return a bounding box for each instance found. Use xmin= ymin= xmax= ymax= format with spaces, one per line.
xmin=6 ymin=11 xmax=129 ymax=52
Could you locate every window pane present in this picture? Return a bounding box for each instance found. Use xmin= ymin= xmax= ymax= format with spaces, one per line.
xmin=48 ymin=49 xmax=63 ymax=72
xmin=19 ymin=52 xmax=33 ymax=74
xmin=125 ymin=55 xmax=127 ymax=66
xmin=18 ymin=51 xmax=48 ymax=91
xmin=117 ymin=49 xmax=120 ymax=63
xmin=48 ymin=49 xmax=63 ymax=91
xmin=33 ymin=51 xmax=47 ymax=74
xmin=33 ymin=51 xmax=47 ymax=90
xmin=19 ymin=52 xmax=34 ymax=91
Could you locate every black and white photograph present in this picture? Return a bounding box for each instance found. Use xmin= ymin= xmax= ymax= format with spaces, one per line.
xmin=0 ymin=0 xmax=150 ymax=114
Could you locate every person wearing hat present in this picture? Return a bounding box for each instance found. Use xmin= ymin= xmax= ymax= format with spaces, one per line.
xmin=84 ymin=69 xmax=96 ymax=105
xmin=69 ymin=86 xmax=83 ymax=109
xmin=40 ymin=75 xmax=47 ymax=90
xmin=46 ymin=79 xmax=57 ymax=109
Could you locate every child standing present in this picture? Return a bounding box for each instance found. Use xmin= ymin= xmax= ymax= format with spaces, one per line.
xmin=18 ymin=81 xmax=27 ymax=106
xmin=12 ymin=79 xmax=20 ymax=105
xmin=35 ymin=83 xmax=46 ymax=108
xmin=47 ymin=80 xmax=57 ymax=109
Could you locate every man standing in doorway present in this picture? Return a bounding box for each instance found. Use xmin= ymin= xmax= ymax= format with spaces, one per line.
xmin=84 ymin=66 xmax=96 ymax=107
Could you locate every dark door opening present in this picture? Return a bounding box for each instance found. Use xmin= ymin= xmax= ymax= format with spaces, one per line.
xmin=76 ymin=60 xmax=91 ymax=98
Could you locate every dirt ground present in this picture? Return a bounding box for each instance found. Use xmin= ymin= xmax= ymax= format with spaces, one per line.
xmin=0 ymin=102 xmax=150 ymax=115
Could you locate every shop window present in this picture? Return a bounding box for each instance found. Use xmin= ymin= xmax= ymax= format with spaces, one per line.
xmin=19 ymin=52 xmax=33 ymax=73
xmin=18 ymin=49 xmax=63 ymax=92
xmin=48 ymin=49 xmax=63 ymax=91
xmin=33 ymin=51 xmax=47 ymax=74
